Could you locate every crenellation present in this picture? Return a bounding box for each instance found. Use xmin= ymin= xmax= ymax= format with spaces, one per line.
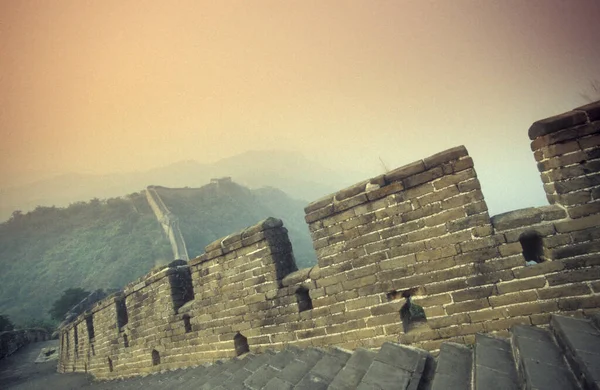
xmin=57 ymin=101 xmax=600 ymax=380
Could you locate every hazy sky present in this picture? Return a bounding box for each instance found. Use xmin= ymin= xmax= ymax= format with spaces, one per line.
xmin=1 ymin=1 xmax=599 ymax=215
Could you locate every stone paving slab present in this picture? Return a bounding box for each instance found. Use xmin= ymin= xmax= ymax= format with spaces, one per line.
xmin=431 ymin=342 xmax=472 ymax=390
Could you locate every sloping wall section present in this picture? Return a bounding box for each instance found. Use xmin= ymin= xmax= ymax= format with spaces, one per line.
xmin=58 ymin=101 xmax=600 ymax=379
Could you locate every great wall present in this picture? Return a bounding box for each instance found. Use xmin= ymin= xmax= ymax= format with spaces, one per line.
xmin=56 ymin=101 xmax=600 ymax=382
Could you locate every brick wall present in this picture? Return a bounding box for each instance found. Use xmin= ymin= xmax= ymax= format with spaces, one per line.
xmin=58 ymin=100 xmax=600 ymax=379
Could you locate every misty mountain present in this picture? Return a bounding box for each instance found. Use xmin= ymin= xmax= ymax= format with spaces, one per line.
xmin=0 ymin=150 xmax=367 ymax=222
xmin=0 ymin=180 xmax=317 ymax=325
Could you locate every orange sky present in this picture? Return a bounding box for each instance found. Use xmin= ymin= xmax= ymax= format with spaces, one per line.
xmin=1 ymin=1 xmax=599 ymax=214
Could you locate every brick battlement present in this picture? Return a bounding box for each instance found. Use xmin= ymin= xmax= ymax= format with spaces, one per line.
xmin=58 ymin=101 xmax=600 ymax=379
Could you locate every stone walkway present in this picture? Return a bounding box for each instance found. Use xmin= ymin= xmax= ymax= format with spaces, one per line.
xmin=2 ymin=313 xmax=600 ymax=389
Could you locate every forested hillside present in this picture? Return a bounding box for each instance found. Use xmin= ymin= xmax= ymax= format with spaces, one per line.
xmin=154 ymin=182 xmax=315 ymax=268
xmin=0 ymin=193 xmax=173 ymax=325
xmin=0 ymin=182 xmax=316 ymax=325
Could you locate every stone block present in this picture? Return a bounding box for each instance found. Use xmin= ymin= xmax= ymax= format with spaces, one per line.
xmin=305 ymin=195 xmax=334 ymax=214
xmin=557 ymin=295 xmax=600 ymax=311
xmin=546 ymin=268 xmax=600 ymax=286
xmin=416 ymin=185 xmax=460 ymax=207
xmin=423 ymin=208 xmax=467 ymax=228
xmin=465 ymin=201 xmax=488 ymax=216
xmin=575 ymin=100 xmax=600 ymax=121
xmin=333 ymin=193 xmax=369 ymax=213
xmin=452 ymin=286 xmax=496 ymax=303
xmin=453 ymin=157 xmax=475 ymax=172
xmin=512 ymin=260 xmax=564 ymax=279
xmin=384 ymin=160 xmax=426 ymax=183
xmin=445 ymin=298 xmax=490 ymax=315
xmin=335 ymin=180 xmax=369 ymax=201
xmin=536 ymin=283 xmax=591 ymax=300
xmin=403 ymin=166 xmax=444 ymax=189
xmin=424 ymin=279 xmax=467 ymax=295
xmin=423 ymin=145 xmax=469 ymax=169
xmin=554 ymin=173 xmax=600 ymax=194
xmin=366 ymin=181 xmax=405 ymax=201
xmin=566 ymin=201 xmax=600 ymax=219
xmin=528 ymin=110 xmax=587 ymax=139
xmin=433 ymin=169 xmax=476 ymax=190
xmin=427 ymin=313 xmax=470 ymax=329
xmin=496 ymin=277 xmax=546 ymax=294
xmin=468 ymin=308 xmax=505 ymax=323
xmin=305 ymin=204 xmax=335 ymax=224
xmin=447 ymin=214 xmax=490 ymax=233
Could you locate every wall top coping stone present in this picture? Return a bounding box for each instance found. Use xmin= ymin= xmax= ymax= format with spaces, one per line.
xmin=528 ymin=100 xmax=600 ymax=140
xmin=304 ymin=145 xmax=469 ymax=216
xmin=281 ymin=267 xmax=313 ymax=287
xmin=189 ymin=217 xmax=284 ymax=266
xmin=490 ymin=204 xmax=567 ymax=232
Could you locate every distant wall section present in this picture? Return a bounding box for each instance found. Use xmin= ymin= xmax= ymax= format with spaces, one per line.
xmin=145 ymin=186 xmax=189 ymax=261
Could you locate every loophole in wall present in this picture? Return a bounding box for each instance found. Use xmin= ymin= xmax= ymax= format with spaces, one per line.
xmin=234 ymin=332 xmax=249 ymax=356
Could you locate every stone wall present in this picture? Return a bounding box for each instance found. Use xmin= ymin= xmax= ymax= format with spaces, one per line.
xmin=58 ymin=101 xmax=600 ymax=379
xmin=0 ymin=329 xmax=49 ymax=360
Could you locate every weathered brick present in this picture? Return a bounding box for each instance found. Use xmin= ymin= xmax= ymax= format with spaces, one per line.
xmin=459 ymin=236 xmax=501 ymax=253
xmin=557 ymin=295 xmax=600 ymax=311
xmin=417 ymin=185 xmax=460 ymax=207
xmin=335 ymin=181 xmax=368 ymax=201
xmin=305 ymin=196 xmax=335 ymax=217
xmin=413 ymin=257 xmax=456 ymax=274
xmin=447 ymin=214 xmax=490 ymax=232
xmin=405 ymin=225 xmax=447 ymax=243
xmin=472 ymin=225 xmax=493 ymax=237
xmin=496 ymin=277 xmax=546 ymax=294
xmin=502 ymin=301 xmax=558 ymax=317
xmin=342 ymin=275 xmax=378 ymax=290
xmin=366 ymin=181 xmax=405 ymax=201
xmin=452 ymin=286 xmax=496 ymax=303
xmin=423 ymin=145 xmax=469 ymax=169
xmin=512 ymin=261 xmax=564 ymax=279
xmin=453 ymin=156 xmax=474 ymax=172
xmin=437 ymin=323 xmax=484 ymax=339
xmin=379 ymin=254 xmax=417 ymax=270
xmin=465 ymin=201 xmax=488 ymax=216
xmin=424 ymin=279 xmax=467 ymax=295
xmin=411 ymin=293 xmax=452 ymax=307
xmin=415 ymin=245 xmax=458 ymax=262
xmin=445 ymin=298 xmax=490 ymax=315
xmin=498 ymin=242 xmax=524 ymax=257
xmin=503 ymin=224 xmax=555 ymax=243
xmin=333 ymin=193 xmax=369 ymax=213
xmin=427 ymin=231 xmax=473 ymax=250
xmin=483 ymin=316 xmax=532 ymax=332
xmin=537 ymin=283 xmax=591 ymax=300
xmin=454 ymin=247 xmax=500 ymax=265
xmin=546 ymin=268 xmax=600 ymax=286
xmin=305 ymin=204 xmax=335 ymax=224
xmin=402 ymin=203 xmax=442 ymax=222
xmin=528 ymin=110 xmax=587 ymax=139
xmin=404 ymin=165 xmax=445 ymax=188
xmin=566 ymin=202 xmax=600 ymax=219
xmin=554 ymin=174 xmax=600 ymax=195
xmin=345 ymin=296 xmax=382 ymax=311
xmin=469 ymin=308 xmax=505 ymax=323
xmin=552 ymin=240 xmax=600 ymax=259
xmin=423 ymin=208 xmax=467 ymax=227
xmin=374 ymin=202 xmax=412 ymax=219
xmin=427 ymin=313 xmax=470 ymax=329
xmin=385 ymin=160 xmax=426 ymax=183
xmin=433 ymin=169 xmax=476 ymax=190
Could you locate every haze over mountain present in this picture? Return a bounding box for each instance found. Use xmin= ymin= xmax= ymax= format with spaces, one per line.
xmin=0 ymin=150 xmax=369 ymax=222
xmin=0 ymin=179 xmax=316 ymax=325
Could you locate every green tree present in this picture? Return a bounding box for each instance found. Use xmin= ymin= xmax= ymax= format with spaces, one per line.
xmin=48 ymin=288 xmax=90 ymax=321
xmin=0 ymin=314 xmax=14 ymax=331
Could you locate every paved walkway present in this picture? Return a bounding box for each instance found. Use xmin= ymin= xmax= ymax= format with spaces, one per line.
xmin=0 ymin=340 xmax=92 ymax=390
